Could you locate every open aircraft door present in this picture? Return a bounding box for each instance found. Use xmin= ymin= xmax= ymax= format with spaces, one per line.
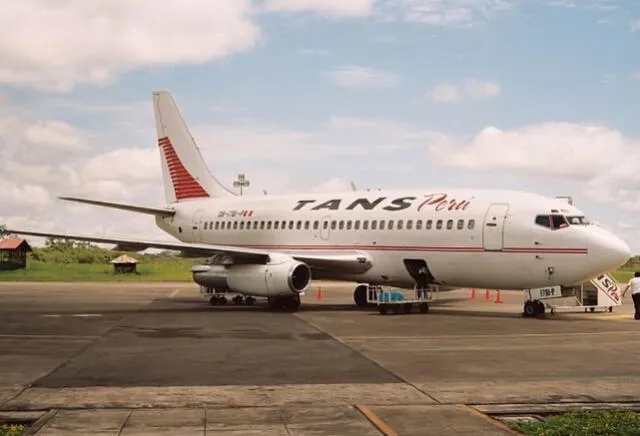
xmin=483 ymin=203 xmax=510 ymax=251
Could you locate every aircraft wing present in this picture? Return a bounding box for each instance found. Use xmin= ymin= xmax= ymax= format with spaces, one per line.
xmin=1 ymin=228 xmax=373 ymax=274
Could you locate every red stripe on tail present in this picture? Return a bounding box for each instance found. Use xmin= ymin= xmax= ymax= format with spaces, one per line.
xmin=158 ymin=137 xmax=209 ymax=200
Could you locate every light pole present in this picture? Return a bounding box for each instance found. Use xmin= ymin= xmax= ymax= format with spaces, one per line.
xmin=233 ymin=173 xmax=250 ymax=196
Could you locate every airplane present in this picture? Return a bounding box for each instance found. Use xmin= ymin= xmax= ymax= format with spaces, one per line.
xmin=2 ymin=90 xmax=632 ymax=314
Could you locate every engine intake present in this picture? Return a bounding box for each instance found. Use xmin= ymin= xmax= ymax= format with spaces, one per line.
xmin=191 ymin=256 xmax=312 ymax=297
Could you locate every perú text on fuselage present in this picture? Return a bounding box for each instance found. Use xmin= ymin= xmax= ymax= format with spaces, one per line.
xmin=292 ymin=193 xmax=474 ymax=212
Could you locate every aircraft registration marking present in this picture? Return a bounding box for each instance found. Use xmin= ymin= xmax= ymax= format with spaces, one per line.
xmin=217 ymin=209 xmax=254 ymax=218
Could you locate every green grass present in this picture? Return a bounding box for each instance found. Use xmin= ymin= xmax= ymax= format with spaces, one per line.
xmin=0 ymin=255 xmax=636 ymax=284
xmin=0 ymin=425 xmax=26 ymax=436
xmin=612 ymin=269 xmax=634 ymax=283
xmin=0 ymin=259 xmax=200 ymax=282
xmin=510 ymin=409 xmax=640 ymax=435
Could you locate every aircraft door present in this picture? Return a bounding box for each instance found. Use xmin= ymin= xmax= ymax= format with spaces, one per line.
xmin=482 ymin=203 xmax=510 ymax=251
xmin=192 ymin=209 xmax=206 ymax=242
xmin=319 ymin=215 xmax=331 ymax=241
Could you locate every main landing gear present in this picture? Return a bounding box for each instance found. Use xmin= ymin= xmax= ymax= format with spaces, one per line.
xmin=209 ymin=294 xmax=256 ymax=306
xmin=267 ymin=295 xmax=301 ymax=312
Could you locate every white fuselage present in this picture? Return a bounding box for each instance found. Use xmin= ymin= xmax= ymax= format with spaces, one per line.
xmin=154 ymin=188 xmax=630 ymax=290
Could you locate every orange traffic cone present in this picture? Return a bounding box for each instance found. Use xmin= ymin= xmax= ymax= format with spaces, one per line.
xmin=315 ymin=287 xmax=323 ymax=301
xmin=495 ymin=289 xmax=503 ymax=304
xmin=469 ymin=288 xmax=476 ymax=299
xmin=485 ymin=289 xmax=490 ymax=300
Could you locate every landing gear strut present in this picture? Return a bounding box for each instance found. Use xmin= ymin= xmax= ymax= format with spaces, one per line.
xmin=267 ymin=295 xmax=301 ymax=312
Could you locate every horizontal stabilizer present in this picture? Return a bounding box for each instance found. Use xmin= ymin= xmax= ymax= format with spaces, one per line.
xmin=58 ymin=197 xmax=175 ymax=217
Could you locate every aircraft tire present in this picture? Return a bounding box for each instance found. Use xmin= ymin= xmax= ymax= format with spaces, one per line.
xmin=523 ymin=301 xmax=536 ymax=317
xmin=353 ymin=285 xmax=368 ymax=307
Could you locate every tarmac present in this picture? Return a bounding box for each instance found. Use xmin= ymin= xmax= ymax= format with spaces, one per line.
xmin=1 ymin=281 xmax=640 ymax=435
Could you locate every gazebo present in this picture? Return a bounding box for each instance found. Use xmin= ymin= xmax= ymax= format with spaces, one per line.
xmin=0 ymin=238 xmax=32 ymax=270
xmin=110 ymin=254 xmax=139 ymax=274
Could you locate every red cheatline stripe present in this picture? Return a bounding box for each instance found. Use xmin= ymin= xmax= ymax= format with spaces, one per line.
xmin=158 ymin=137 xmax=209 ymax=200
xmin=196 ymin=242 xmax=588 ymax=254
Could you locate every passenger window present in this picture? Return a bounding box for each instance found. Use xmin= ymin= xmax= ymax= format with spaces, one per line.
xmin=289 ymin=221 xmax=294 ymax=230
xmin=274 ymin=221 xmax=279 ymax=230
xmin=296 ymin=221 xmax=302 ymax=230
xmin=551 ymin=214 xmax=568 ymax=229
xmin=323 ymin=221 xmax=328 ymax=230
xmin=396 ymin=220 xmax=402 ymax=230
xmin=363 ymin=220 xmax=369 ymax=230
xmin=426 ymin=220 xmax=432 ymax=230
xmin=267 ymin=221 xmax=272 ymax=230
xmin=233 ymin=221 xmax=238 ymax=229
xmin=339 ymin=220 xmax=344 ymax=230
xmin=468 ymin=219 xmax=475 ymax=230
xmin=371 ymin=220 xmax=377 ymax=230
xmin=416 ymin=220 xmax=422 ymax=230
xmin=260 ymin=221 xmax=265 ymax=230
xmin=380 ymin=220 xmax=385 ymax=230
xmin=241 ymin=222 xmax=246 ymax=230
xmin=313 ymin=221 xmax=319 ymax=230
xmin=354 ymin=220 xmax=360 ymax=230
xmin=436 ymin=220 xmax=442 ymax=230
xmin=304 ymin=221 xmax=309 ymax=230
xmin=457 ymin=219 xmax=464 ymax=230
xmin=388 ymin=220 xmax=394 ymax=230
xmin=331 ymin=221 xmax=336 ymax=230
xmin=446 ymin=219 xmax=453 ymax=230
xmin=346 ymin=220 xmax=352 ymax=230
xmin=535 ymin=215 xmax=551 ymax=228
xmin=406 ymin=220 xmax=412 ymax=230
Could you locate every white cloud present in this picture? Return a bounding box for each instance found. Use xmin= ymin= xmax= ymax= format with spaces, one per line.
xmin=428 ymin=122 xmax=640 ymax=211
xmin=0 ymin=0 xmax=261 ymax=92
xmin=631 ymin=20 xmax=640 ymax=32
xmin=428 ymin=79 xmax=500 ymax=102
xmin=463 ymin=79 xmax=501 ymax=99
xmin=378 ymin=0 xmax=516 ymax=26
xmin=324 ymin=65 xmax=400 ymax=89
xmin=429 ymin=84 xmax=460 ymax=102
xmin=263 ymin=0 xmax=373 ymax=16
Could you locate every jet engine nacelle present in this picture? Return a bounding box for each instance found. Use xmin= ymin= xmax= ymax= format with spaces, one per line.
xmin=191 ymin=255 xmax=312 ymax=297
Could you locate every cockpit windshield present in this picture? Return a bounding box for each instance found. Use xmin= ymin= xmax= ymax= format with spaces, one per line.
xmin=566 ymin=216 xmax=590 ymax=225
xmin=535 ymin=214 xmax=589 ymax=230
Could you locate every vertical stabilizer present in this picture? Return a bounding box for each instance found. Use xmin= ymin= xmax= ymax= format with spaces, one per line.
xmin=153 ymin=89 xmax=235 ymax=203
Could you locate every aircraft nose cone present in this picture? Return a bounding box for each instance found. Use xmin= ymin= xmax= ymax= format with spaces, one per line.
xmin=589 ymin=232 xmax=632 ymax=273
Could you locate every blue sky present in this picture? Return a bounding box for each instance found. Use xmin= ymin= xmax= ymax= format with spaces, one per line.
xmin=1 ymin=0 xmax=640 ymax=250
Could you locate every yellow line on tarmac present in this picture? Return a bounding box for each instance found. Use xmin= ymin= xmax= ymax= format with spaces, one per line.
xmin=169 ymin=289 xmax=181 ymax=298
xmin=459 ymin=405 xmax=521 ymax=435
xmin=355 ymin=405 xmax=398 ymax=436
